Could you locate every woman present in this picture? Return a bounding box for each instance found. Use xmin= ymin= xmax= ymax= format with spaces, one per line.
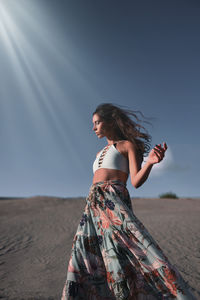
xmin=61 ymin=103 xmax=196 ymax=299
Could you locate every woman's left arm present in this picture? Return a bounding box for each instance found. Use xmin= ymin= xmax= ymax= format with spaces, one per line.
xmin=127 ymin=141 xmax=167 ymax=189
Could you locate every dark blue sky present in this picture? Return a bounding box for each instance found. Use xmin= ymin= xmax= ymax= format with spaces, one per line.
xmin=0 ymin=0 xmax=199 ymax=197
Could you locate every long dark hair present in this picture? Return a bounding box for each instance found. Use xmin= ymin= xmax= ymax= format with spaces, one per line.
xmin=93 ymin=103 xmax=152 ymax=160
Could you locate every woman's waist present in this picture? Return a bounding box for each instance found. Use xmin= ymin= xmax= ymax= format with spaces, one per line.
xmin=92 ymin=168 xmax=128 ymax=185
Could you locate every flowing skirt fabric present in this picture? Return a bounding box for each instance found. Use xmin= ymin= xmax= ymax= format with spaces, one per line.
xmin=61 ymin=180 xmax=196 ymax=300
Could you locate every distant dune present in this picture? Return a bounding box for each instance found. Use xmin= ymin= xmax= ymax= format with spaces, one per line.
xmin=0 ymin=196 xmax=199 ymax=299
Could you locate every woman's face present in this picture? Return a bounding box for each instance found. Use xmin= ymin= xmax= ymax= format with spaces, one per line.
xmin=92 ymin=113 xmax=108 ymax=138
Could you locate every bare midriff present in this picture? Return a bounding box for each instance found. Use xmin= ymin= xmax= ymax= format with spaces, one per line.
xmin=92 ymin=168 xmax=128 ymax=184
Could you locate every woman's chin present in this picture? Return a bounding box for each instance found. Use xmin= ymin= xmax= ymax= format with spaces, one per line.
xmin=97 ymin=134 xmax=103 ymax=139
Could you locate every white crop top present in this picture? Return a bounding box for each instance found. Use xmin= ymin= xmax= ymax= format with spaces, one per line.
xmin=93 ymin=143 xmax=129 ymax=174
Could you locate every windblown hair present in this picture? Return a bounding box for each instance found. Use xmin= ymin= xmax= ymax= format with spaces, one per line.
xmin=93 ymin=103 xmax=152 ymax=161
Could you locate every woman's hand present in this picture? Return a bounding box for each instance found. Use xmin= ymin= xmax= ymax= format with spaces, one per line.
xmin=147 ymin=142 xmax=168 ymax=165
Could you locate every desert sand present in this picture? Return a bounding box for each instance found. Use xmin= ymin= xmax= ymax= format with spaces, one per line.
xmin=0 ymin=193 xmax=199 ymax=300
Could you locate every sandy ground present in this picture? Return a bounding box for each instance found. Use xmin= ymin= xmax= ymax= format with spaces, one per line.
xmin=0 ymin=194 xmax=199 ymax=300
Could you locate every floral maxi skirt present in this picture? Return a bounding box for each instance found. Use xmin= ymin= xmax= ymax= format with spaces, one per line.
xmin=61 ymin=180 xmax=196 ymax=300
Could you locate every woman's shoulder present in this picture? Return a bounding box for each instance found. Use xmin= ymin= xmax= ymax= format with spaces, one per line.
xmin=119 ymin=140 xmax=136 ymax=151
xmin=120 ymin=140 xmax=141 ymax=159
xmin=123 ymin=140 xmax=143 ymax=164
xmin=115 ymin=140 xmax=134 ymax=159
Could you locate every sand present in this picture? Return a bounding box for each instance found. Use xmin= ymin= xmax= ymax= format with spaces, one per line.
xmin=0 ymin=195 xmax=199 ymax=300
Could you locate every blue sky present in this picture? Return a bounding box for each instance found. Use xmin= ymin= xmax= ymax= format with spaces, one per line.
xmin=0 ymin=0 xmax=199 ymax=198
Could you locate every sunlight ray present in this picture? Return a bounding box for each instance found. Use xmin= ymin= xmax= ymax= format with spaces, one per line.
xmin=11 ymin=0 xmax=98 ymax=97
xmin=0 ymin=1 xmax=89 ymax=167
